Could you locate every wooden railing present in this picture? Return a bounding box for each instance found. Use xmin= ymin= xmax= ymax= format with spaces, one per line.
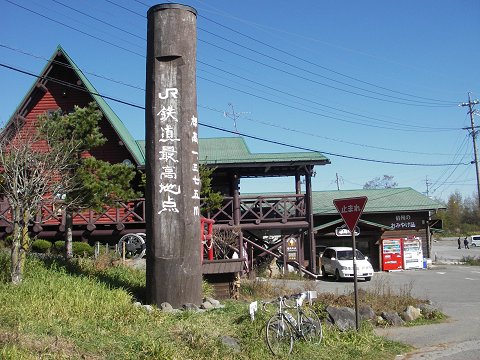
xmin=203 ymin=194 xmax=306 ymax=226
xmin=0 ymin=199 xmax=146 ymax=231
xmin=0 ymin=194 xmax=305 ymax=230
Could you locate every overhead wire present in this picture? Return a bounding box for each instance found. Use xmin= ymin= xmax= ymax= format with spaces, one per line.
xmin=197 ymin=63 xmax=457 ymax=131
xmin=1 ymin=43 xmax=462 ymax=155
xmin=430 ymin=132 xmax=471 ymax=194
xmin=3 ymin=0 xmax=144 ymax=58
xmin=5 ymin=0 xmax=459 ymax=131
xmin=0 ymin=61 xmax=471 ymax=168
xmin=168 ymin=0 xmax=459 ymax=105
xmin=191 ymin=0 xmax=460 ymax=105
xmin=199 ymin=104 xmax=460 ymax=156
xmin=51 ymin=0 xmax=145 ymax=41
xmin=0 ymin=44 xmax=145 ymax=91
xmin=107 ymin=0 xmax=457 ymax=107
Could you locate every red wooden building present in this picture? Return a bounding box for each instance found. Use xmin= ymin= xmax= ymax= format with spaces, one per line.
xmin=0 ymin=46 xmax=331 ymax=284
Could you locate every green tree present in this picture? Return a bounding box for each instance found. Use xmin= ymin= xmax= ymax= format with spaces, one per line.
xmin=39 ymin=103 xmax=140 ymax=259
xmin=443 ymin=191 xmax=463 ymax=233
xmin=199 ymin=165 xmax=223 ymax=214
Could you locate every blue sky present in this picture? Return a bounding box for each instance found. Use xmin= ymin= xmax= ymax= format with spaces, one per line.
xmin=1 ymin=0 xmax=479 ymax=202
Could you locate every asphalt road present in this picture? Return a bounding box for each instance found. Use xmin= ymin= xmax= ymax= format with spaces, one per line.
xmin=271 ymin=238 xmax=480 ymax=359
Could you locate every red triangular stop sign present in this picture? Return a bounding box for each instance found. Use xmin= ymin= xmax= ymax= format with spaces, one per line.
xmin=333 ymin=196 xmax=368 ymax=233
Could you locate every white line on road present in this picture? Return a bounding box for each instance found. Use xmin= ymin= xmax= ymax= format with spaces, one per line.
xmin=465 ymin=278 xmax=478 ymax=281
xmin=436 ymin=272 xmax=446 ymax=274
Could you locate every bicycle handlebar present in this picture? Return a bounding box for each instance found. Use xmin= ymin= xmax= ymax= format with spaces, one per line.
xmin=262 ymin=292 xmax=308 ymax=310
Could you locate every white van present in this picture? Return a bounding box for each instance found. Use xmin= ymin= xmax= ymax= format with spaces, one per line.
xmin=470 ymin=235 xmax=480 ymax=247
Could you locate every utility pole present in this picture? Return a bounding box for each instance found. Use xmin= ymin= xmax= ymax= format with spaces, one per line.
xmin=461 ymin=92 xmax=480 ymax=209
xmin=424 ymin=176 xmax=431 ymax=197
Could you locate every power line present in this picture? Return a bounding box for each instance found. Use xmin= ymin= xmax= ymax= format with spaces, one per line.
xmin=3 ymin=42 xmax=463 ymax=149
xmin=200 ymin=122 xmax=469 ymax=167
xmin=199 ymin=104 xmax=461 ymax=156
xmin=3 ymin=39 xmax=454 ymax=133
xmin=198 ymin=28 xmax=456 ymax=107
xmin=4 ymin=0 xmax=460 ymax=131
xmin=52 ymin=0 xmax=145 ymax=41
xmin=198 ymin=74 xmax=458 ymax=132
xmin=3 ymin=0 xmax=144 ymax=58
xmin=199 ymin=38 xmax=455 ymax=108
xmin=0 ymin=61 xmax=470 ymax=168
xmin=0 ymin=44 xmax=145 ymax=91
xmin=198 ymin=63 xmax=457 ymax=131
xmin=101 ymin=0 xmax=457 ymax=107
xmin=168 ymin=0 xmax=459 ymax=105
xmin=0 ymin=62 xmax=144 ymax=109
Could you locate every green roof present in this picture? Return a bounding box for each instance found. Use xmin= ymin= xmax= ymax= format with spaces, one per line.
xmin=198 ymin=137 xmax=329 ymax=165
xmin=137 ymin=137 xmax=329 ymax=167
xmin=312 ymin=188 xmax=445 ymax=215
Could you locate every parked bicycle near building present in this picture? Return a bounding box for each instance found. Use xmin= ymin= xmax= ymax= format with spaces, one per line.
xmin=263 ymin=292 xmax=322 ymax=356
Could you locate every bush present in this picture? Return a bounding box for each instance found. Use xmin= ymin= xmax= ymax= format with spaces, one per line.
xmin=54 ymin=241 xmax=65 ymax=253
xmin=53 ymin=241 xmax=94 ymax=257
xmin=72 ymin=242 xmax=94 ymax=257
xmin=4 ymin=235 xmax=13 ymax=246
xmin=31 ymin=239 xmax=52 ymax=253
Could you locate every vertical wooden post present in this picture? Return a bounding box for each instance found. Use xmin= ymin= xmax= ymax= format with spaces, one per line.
xmin=305 ymin=167 xmax=316 ymax=273
xmin=145 ymin=3 xmax=201 ymax=308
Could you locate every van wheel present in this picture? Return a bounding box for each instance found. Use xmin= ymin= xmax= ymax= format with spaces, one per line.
xmin=334 ymin=269 xmax=341 ymax=282
xmin=321 ymin=266 xmax=328 ymax=278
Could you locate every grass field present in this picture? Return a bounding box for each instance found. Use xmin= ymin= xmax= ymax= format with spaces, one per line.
xmin=0 ymin=252 xmax=414 ymax=360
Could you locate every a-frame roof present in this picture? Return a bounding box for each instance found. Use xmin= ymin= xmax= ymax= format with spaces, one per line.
xmin=4 ymin=45 xmax=144 ymax=166
xmin=5 ymin=45 xmax=329 ymax=174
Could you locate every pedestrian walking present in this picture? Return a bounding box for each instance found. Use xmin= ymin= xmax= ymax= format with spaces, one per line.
xmin=458 ymin=237 xmax=461 ymax=249
xmin=464 ymin=237 xmax=469 ymax=249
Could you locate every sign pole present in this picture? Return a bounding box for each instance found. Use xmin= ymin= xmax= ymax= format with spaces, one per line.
xmin=352 ymin=231 xmax=359 ymax=330
xmin=333 ymin=196 xmax=368 ymax=332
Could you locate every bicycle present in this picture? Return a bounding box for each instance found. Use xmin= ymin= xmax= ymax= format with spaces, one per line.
xmin=263 ymin=292 xmax=322 ymax=356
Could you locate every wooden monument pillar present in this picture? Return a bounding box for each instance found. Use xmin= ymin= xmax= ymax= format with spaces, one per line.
xmin=145 ymin=3 xmax=201 ymax=308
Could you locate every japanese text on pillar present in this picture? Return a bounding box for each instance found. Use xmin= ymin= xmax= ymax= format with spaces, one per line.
xmin=157 ymin=87 xmax=200 ymax=217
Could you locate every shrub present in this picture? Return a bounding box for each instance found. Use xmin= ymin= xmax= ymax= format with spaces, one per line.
xmin=53 ymin=241 xmax=94 ymax=257
xmin=54 ymin=241 xmax=65 ymax=253
xmin=202 ymin=280 xmax=215 ymax=298
xmin=463 ymin=256 xmax=480 ymax=266
xmin=31 ymin=239 xmax=52 ymax=253
xmin=72 ymin=242 xmax=94 ymax=257
xmin=4 ymin=235 xmax=13 ymax=246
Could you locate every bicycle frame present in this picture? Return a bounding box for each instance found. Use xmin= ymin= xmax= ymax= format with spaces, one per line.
xmin=264 ymin=292 xmax=322 ymax=356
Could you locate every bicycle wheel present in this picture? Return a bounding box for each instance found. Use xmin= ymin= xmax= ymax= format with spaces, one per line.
xmin=265 ymin=314 xmax=294 ymax=356
xmin=299 ymin=307 xmax=323 ymax=344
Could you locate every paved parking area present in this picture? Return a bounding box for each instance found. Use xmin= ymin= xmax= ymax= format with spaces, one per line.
xmin=268 ymin=239 xmax=480 ymax=359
